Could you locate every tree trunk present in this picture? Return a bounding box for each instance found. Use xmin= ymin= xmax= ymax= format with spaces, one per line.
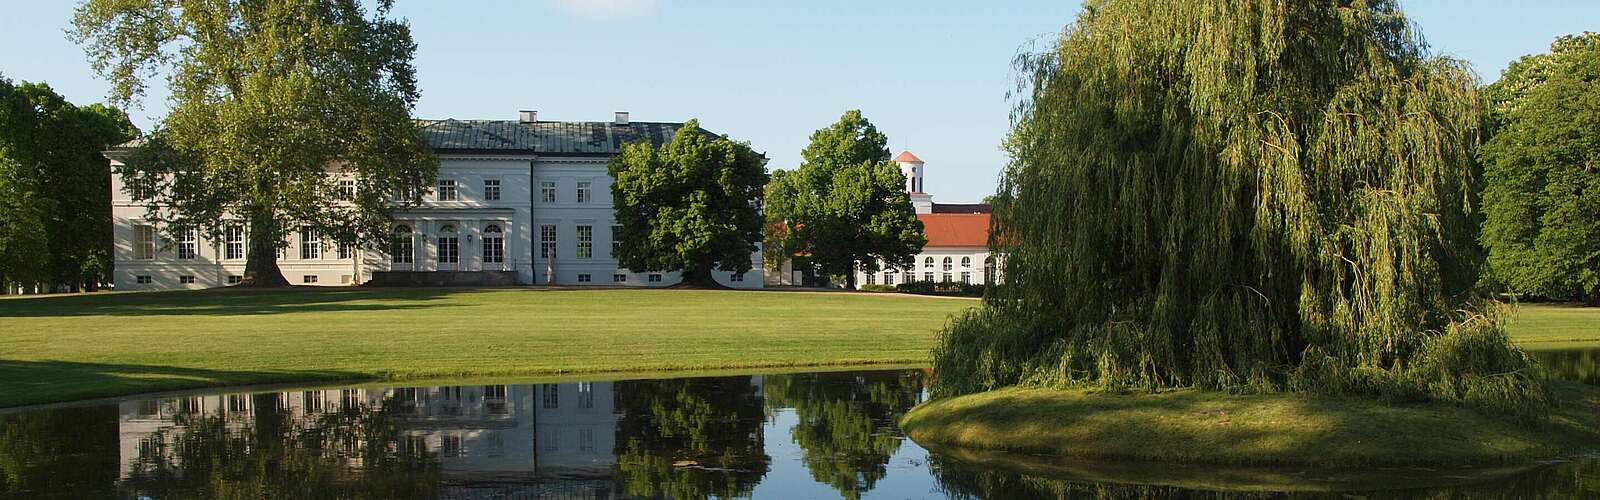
xmin=846 ymin=270 xmax=857 ymax=290
xmin=242 ymin=213 xmax=290 ymax=287
xmin=1586 ymin=287 xmax=1600 ymax=307
xmin=674 ymin=261 xmax=724 ymax=289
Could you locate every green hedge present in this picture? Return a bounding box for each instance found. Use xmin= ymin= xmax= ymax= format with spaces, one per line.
xmin=897 ymin=281 xmax=985 ymax=297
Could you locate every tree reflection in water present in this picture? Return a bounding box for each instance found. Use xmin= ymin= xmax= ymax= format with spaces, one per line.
xmin=0 ymin=406 xmax=120 ymax=496
xmin=613 ymin=376 xmax=769 ymax=499
xmin=765 ymin=369 xmax=926 ymax=500
xmin=1532 ymin=348 xmax=1600 ymax=386
xmin=120 ymin=393 xmax=441 ymax=499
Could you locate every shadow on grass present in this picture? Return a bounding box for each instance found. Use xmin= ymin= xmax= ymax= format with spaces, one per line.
xmin=0 ymin=359 xmax=372 ymax=409
xmin=0 ymin=287 xmax=471 ymax=317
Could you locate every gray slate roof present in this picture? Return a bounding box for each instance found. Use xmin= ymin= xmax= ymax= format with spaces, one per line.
xmin=417 ymin=119 xmax=712 ymax=156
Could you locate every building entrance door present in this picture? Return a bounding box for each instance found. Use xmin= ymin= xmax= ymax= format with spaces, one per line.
xmin=437 ymin=224 xmax=460 ymax=271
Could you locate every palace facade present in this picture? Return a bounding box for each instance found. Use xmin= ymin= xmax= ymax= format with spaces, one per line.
xmin=107 ymin=111 xmax=764 ymax=290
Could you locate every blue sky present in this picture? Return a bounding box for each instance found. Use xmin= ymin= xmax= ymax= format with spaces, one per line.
xmin=2 ymin=1 xmax=1595 ymax=202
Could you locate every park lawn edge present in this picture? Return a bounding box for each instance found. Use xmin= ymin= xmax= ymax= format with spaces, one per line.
xmin=900 ymin=382 xmax=1600 ymax=468
xmin=0 ymin=357 xmax=932 ymax=410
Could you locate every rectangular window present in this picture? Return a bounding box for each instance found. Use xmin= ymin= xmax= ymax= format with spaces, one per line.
xmin=648 ymin=274 xmax=662 ymax=283
xmin=611 ymin=224 xmax=623 ymax=256
xmin=961 ymin=271 xmax=971 ymax=284
xmin=578 ymin=427 xmax=595 ymax=453
xmin=542 ymin=384 xmax=559 ymax=409
xmin=577 ymin=273 xmax=592 ymax=283
xmin=576 ymin=225 xmax=593 ymax=259
xmin=303 ymin=275 xmax=319 ymax=284
xmin=299 ymin=228 xmax=320 ymax=259
xmin=436 ymin=179 xmax=458 ymax=201
xmin=227 ymin=275 xmax=242 ymax=285
xmin=391 ymin=229 xmax=414 ymax=264
xmin=576 ymin=181 xmax=592 ymax=203
xmin=540 ymin=224 xmax=557 ymax=259
xmin=136 ymin=275 xmax=152 ymax=284
xmin=613 ymin=273 xmax=627 ymax=283
xmin=134 ymin=225 xmax=156 ymax=260
xmin=865 ymin=273 xmax=876 ymax=285
xmin=943 ymin=272 xmax=953 ymax=283
xmin=483 ymin=179 xmax=500 ymax=201
xmin=439 ymin=234 xmax=459 ymax=264
xmin=177 ymin=228 xmax=197 ymax=260
xmin=337 ymin=179 xmax=355 ymax=200
xmin=885 ymin=273 xmax=896 ymax=285
xmin=482 ymin=230 xmax=504 ymax=264
xmin=924 ymin=272 xmax=934 ymax=282
xmin=577 ymin=382 xmax=594 ymax=409
xmin=540 ymin=181 xmax=556 ymax=203
xmin=731 ymin=272 xmax=744 ymax=282
xmin=441 ymin=435 xmax=462 ymax=458
xmin=179 ymin=275 xmax=195 ymax=284
xmin=224 ymin=225 xmax=244 ymax=260
xmin=338 ymin=243 xmax=354 ymax=260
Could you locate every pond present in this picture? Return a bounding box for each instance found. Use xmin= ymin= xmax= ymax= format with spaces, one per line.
xmin=0 ymin=350 xmax=1595 ymax=498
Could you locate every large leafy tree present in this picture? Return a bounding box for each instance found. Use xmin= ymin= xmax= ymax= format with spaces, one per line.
xmin=764 ymin=111 xmax=925 ymax=288
xmin=72 ymin=0 xmax=438 ymax=286
xmin=0 ymin=77 xmax=136 ymax=293
xmin=609 ymin=119 xmax=767 ymax=287
xmin=1479 ymin=33 xmax=1600 ymax=304
xmin=932 ymin=0 xmax=1542 ymax=414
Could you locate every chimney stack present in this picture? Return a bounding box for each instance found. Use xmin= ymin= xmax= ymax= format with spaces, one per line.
xmin=614 ymin=111 xmax=630 ymax=126
xmin=519 ymin=110 xmax=537 ymax=123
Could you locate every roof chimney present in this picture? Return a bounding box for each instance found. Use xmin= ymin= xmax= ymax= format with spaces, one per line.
xmin=518 ymin=110 xmax=537 ymax=123
xmin=614 ymin=111 xmax=630 ymax=126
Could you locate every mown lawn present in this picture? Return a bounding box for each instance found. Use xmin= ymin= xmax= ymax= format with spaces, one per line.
xmin=0 ymin=288 xmax=975 ymax=408
xmin=1505 ymin=303 xmax=1600 ymax=350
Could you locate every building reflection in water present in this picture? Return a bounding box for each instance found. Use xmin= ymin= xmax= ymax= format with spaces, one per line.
xmin=111 ymin=376 xmax=784 ymax=498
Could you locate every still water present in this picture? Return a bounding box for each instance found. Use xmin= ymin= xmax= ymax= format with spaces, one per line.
xmin=0 ymin=350 xmax=1595 ymax=499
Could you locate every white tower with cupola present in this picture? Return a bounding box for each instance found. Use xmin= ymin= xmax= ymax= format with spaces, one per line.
xmin=895 ymin=150 xmax=934 ymax=214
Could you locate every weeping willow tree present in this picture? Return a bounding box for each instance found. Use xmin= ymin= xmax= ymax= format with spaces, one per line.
xmin=932 ymin=0 xmax=1546 ymax=414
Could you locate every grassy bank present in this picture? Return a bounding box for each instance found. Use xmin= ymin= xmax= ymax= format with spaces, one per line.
xmin=1507 ymin=303 xmax=1600 ymax=350
xmin=901 ymin=382 xmax=1600 ymax=467
xmin=0 ymin=288 xmax=975 ymax=408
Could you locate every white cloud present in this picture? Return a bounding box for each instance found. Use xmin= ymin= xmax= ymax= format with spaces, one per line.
xmin=547 ymin=0 xmax=659 ymax=21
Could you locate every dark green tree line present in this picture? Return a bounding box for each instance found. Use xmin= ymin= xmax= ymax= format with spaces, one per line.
xmin=933 ymin=0 xmax=1544 ymax=415
xmin=0 ymin=76 xmax=136 ymax=293
xmin=1479 ymin=32 xmax=1600 ymax=304
xmin=71 ymin=0 xmax=438 ymax=286
xmin=764 ymin=111 xmax=926 ymax=288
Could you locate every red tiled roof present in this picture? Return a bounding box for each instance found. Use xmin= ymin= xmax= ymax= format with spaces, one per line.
xmin=893 ymin=151 xmax=923 ymax=163
xmin=918 ymin=213 xmax=990 ymax=247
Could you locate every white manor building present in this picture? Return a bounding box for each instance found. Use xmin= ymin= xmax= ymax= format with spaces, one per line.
xmin=107 ymin=111 xmax=763 ymax=290
xmin=851 ymin=151 xmax=999 ymax=288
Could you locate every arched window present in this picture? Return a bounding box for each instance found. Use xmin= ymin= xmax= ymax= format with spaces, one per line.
xmin=391 ymin=225 xmax=414 ymax=264
xmin=924 ymin=256 xmax=934 ymax=268
xmin=961 ymin=256 xmax=972 ymax=268
xmin=984 ymin=255 xmax=997 ymax=284
xmin=482 ymin=224 xmax=505 ymax=265
xmin=942 ymin=257 xmax=953 ymax=271
xmin=437 ymin=224 xmax=459 ymax=264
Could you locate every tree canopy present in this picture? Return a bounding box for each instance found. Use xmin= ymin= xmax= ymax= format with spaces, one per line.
xmin=71 ymin=0 xmax=437 ymax=286
xmin=0 ymin=76 xmax=136 ymax=292
xmin=932 ymin=0 xmax=1544 ymax=415
xmin=609 ymin=120 xmax=767 ymax=287
xmin=1479 ymin=32 xmax=1600 ymax=304
xmin=763 ymin=111 xmax=925 ymax=288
